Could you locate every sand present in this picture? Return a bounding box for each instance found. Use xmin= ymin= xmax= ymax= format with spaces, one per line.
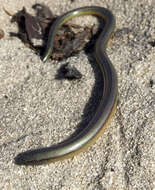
xmin=0 ymin=0 xmax=154 ymax=189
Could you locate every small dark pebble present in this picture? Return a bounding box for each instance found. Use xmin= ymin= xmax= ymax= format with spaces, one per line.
xmin=149 ymin=79 xmax=153 ymax=88
xmin=0 ymin=29 xmax=4 ymax=39
xmin=56 ymin=63 xmax=82 ymax=80
xmin=4 ymin=95 xmax=8 ymax=99
xmin=148 ymin=41 xmax=155 ymax=47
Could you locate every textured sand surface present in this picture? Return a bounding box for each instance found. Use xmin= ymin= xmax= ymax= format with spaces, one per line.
xmin=0 ymin=0 xmax=154 ymax=189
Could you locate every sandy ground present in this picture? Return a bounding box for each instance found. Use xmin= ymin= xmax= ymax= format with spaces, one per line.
xmin=0 ymin=0 xmax=154 ymax=189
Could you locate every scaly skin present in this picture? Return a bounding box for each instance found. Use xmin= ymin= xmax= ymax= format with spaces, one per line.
xmin=15 ymin=6 xmax=118 ymax=165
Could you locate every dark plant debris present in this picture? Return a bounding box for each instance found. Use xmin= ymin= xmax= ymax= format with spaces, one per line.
xmin=0 ymin=29 xmax=4 ymax=39
xmin=55 ymin=63 xmax=82 ymax=80
xmin=10 ymin=4 xmax=93 ymax=61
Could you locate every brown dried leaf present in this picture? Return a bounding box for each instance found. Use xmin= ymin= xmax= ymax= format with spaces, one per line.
xmin=10 ymin=4 xmax=93 ymax=61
